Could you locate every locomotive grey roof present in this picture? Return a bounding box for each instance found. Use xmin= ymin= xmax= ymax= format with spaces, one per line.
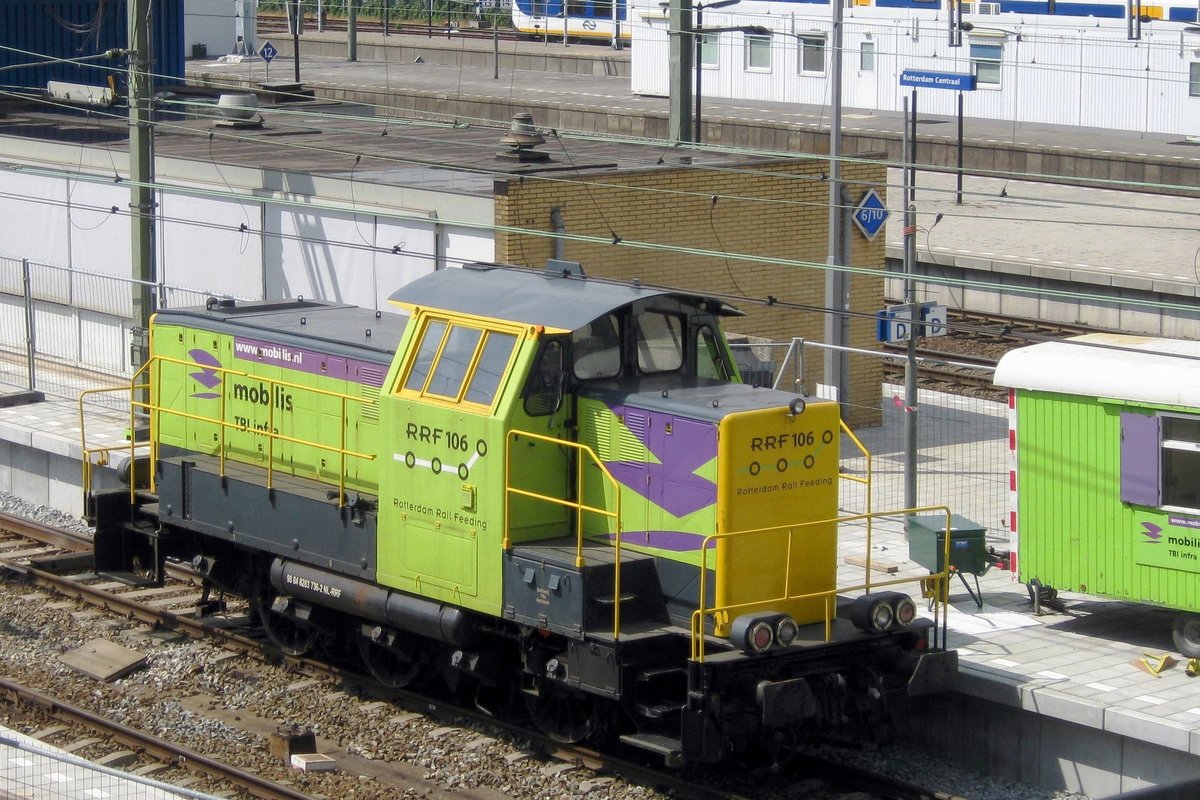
xmin=154 ymin=300 xmax=409 ymax=361
xmin=388 ymin=264 xmax=743 ymax=332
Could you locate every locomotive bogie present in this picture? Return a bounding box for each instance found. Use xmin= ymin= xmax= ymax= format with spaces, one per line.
xmin=86 ymin=262 xmax=955 ymax=764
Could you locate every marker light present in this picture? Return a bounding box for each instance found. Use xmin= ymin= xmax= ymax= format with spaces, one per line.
xmin=775 ymin=616 xmax=799 ymax=646
xmin=892 ymin=595 xmax=918 ymax=626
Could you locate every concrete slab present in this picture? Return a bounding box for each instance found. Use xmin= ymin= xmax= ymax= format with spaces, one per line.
xmin=60 ymin=638 xmax=148 ymax=682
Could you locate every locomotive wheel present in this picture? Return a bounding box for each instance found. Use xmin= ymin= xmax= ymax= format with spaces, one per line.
xmin=1172 ymin=613 xmax=1200 ymax=659
xmin=524 ymin=680 xmax=599 ymax=744
xmin=357 ymin=629 xmax=424 ymax=689
xmin=253 ymin=587 xmax=320 ymax=657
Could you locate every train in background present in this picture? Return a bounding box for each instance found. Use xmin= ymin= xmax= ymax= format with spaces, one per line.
xmin=85 ymin=261 xmax=956 ymax=765
xmin=512 ymin=0 xmax=1199 ymax=45
xmin=511 ymin=0 xmax=630 ymax=42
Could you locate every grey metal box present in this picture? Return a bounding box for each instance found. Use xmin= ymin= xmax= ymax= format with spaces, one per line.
xmin=908 ymin=514 xmax=988 ymax=575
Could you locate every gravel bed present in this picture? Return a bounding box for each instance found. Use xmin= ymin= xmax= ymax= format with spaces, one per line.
xmin=0 ymin=493 xmax=1090 ymax=799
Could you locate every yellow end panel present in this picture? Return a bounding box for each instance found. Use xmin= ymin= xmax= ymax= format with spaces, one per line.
xmin=716 ymin=401 xmax=840 ymax=626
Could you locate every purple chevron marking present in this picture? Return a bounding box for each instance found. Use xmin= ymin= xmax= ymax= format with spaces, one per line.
xmin=606 ymin=404 xmax=717 ymax=518
xmin=1141 ymin=522 xmax=1163 ymax=542
xmin=188 ymin=349 xmax=223 ymax=398
xmin=608 ymin=529 xmax=706 ymax=552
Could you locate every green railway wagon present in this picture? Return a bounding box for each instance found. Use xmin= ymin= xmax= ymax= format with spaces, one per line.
xmin=995 ymin=334 xmax=1200 ymax=656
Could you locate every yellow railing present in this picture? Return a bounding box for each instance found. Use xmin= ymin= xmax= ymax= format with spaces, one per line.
xmin=80 ymin=354 xmax=378 ymax=508
xmin=503 ymin=428 xmax=624 ymax=637
xmin=79 ymin=375 xmax=151 ymax=508
xmin=689 ymin=505 xmax=955 ymax=662
xmin=838 ymin=418 xmax=875 ymax=589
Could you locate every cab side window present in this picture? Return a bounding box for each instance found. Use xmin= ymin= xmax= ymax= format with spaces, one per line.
xmin=524 ymin=337 xmax=566 ymax=416
xmin=695 ymin=325 xmax=732 ymax=381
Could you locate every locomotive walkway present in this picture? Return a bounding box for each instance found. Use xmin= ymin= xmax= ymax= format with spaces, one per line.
xmin=2 ymin=377 xmax=1198 ymax=798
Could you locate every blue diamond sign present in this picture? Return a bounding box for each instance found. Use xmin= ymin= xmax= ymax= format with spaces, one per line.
xmin=853 ymin=189 xmax=889 ymax=241
xmin=258 ymin=40 xmax=278 ymax=63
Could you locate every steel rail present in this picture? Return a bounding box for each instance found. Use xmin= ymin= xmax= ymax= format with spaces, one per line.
xmin=0 ymin=676 xmax=315 ymax=800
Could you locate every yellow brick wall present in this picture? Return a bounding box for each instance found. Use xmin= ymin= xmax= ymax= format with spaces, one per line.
xmin=495 ymin=156 xmax=885 ymax=425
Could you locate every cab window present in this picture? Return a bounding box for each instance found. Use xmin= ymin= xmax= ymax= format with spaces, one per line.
xmin=573 ymin=313 xmax=621 ymax=380
xmin=696 ymin=325 xmax=731 ymax=380
xmin=400 ymin=317 xmax=518 ymax=410
xmin=635 ymin=311 xmax=683 ymax=373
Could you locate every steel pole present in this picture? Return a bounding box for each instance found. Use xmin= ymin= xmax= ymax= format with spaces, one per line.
xmin=694 ymin=8 xmax=702 ymax=143
xmin=902 ymin=96 xmax=919 ymax=516
xmin=823 ymin=0 xmax=848 ymax=412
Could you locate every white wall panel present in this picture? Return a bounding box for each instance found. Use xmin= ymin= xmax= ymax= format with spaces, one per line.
xmin=265 ymin=206 xmax=378 ymax=306
xmin=372 ymin=218 xmax=438 ymax=310
xmin=0 ymin=173 xmax=69 ymax=268
xmin=159 ymin=191 xmax=264 ymax=302
xmin=66 ymin=181 xmax=132 ymax=278
xmin=445 ymin=226 xmax=495 ymax=267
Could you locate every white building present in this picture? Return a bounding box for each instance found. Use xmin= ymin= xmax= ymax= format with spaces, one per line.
xmin=632 ymin=0 xmax=1200 ymax=136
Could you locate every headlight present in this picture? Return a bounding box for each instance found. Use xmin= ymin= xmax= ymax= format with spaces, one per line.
xmin=850 ymin=592 xmax=919 ymax=633
xmin=850 ymin=594 xmax=895 ymax=633
xmin=775 ymin=615 xmax=798 ymax=646
xmin=731 ymin=612 xmax=795 ymax=653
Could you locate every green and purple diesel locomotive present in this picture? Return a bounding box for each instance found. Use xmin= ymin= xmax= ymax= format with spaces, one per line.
xmin=87 ymin=262 xmax=955 ymax=764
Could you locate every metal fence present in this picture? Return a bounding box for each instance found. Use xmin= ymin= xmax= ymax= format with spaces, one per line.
xmin=0 ymin=731 xmax=222 ymax=800
xmin=730 ymin=339 xmax=1011 ymax=542
xmin=0 ymin=256 xmax=247 ymax=411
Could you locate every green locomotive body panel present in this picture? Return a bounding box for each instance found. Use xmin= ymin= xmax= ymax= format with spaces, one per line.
xmin=150 ymin=301 xmax=405 ymax=496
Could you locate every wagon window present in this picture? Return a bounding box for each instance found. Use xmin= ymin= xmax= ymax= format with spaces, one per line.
xmin=696 ymin=326 xmax=731 ymax=381
xmin=1162 ymin=416 xmax=1200 ymax=510
xmin=573 ymin=314 xmax=621 ymax=380
xmin=400 ymin=318 xmax=520 ymax=411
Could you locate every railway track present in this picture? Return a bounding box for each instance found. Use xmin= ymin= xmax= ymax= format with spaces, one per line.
xmin=877 ymin=306 xmax=1104 ymax=400
xmin=0 ymin=511 xmax=969 ymax=800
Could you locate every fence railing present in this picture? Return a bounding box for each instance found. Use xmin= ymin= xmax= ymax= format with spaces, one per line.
xmin=0 ymin=255 xmax=250 ymax=411
xmin=730 ymin=338 xmax=1010 ymax=544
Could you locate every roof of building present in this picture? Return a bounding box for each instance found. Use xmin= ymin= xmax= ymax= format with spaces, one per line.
xmin=994 ymin=333 xmax=1200 ymax=407
xmin=0 ymin=96 xmax=792 ymax=198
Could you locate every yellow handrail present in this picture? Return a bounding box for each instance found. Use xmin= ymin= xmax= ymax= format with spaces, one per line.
xmin=80 ymin=354 xmax=378 ymax=508
xmin=689 ymin=505 xmax=954 ymax=662
xmin=503 ymin=428 xmax=625 ymax=638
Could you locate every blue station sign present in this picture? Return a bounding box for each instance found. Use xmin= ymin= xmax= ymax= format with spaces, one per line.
xmin=852 ymin=189 xmax=889 ymax=241
xmin=899 ymin=70 xmax=976 ymax=91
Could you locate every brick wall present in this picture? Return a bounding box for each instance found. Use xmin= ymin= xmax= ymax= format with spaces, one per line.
xmin=495 ymin=155 xmax=886 ymax=425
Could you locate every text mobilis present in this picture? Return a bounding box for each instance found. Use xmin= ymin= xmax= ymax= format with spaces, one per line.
xmin=232 ymin=381 xmax=294 ymax=412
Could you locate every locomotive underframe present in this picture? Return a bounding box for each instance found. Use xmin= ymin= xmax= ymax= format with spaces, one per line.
xmin=89 ymin=453 xmax=951 ymax=765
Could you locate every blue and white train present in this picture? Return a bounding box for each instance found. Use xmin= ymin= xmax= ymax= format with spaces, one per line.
xmin=511 ymin=0 xmax=632 ymax=43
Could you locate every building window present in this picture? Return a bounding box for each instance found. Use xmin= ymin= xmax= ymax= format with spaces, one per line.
xmin=1191 ymin=62 xmax=1200 ymax=97
xmin=699 ymin=32 xmax=718 ymax=68
xmin=969 ymin=41 xmax=1003 ymax=86
xmin=860 ymin=40 xmax=876 ymax=72
xmin=798 ymin=35 xmax=825 ymax=74
xmin=745 ymin=33 xmax=772 ymax=71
